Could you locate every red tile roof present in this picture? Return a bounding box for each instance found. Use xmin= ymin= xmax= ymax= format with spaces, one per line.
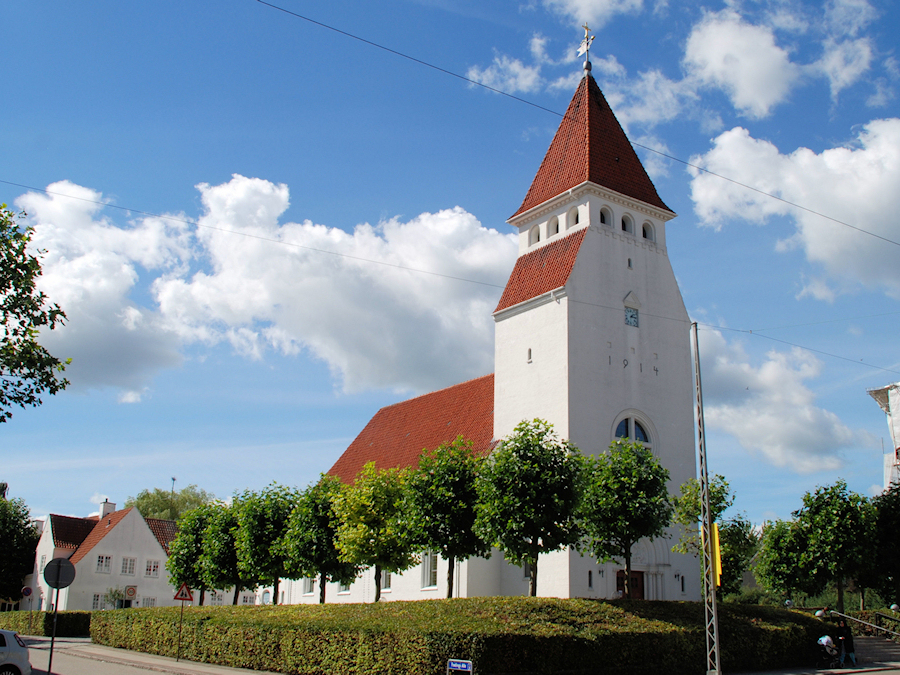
xmin=49 ymin=514 xmax=97 ymax=550
xmin=68 ymin=508 xmax=133 ymax=565
xmin=328 ymin=374 xmax=495 ymax=483
xmin=145 ymin=518 xmax=178 ymax=555
xmin=512 ymin=74 xmax=671 ymax=218
xmin=494 ymin=229 xmax=586 ymax=313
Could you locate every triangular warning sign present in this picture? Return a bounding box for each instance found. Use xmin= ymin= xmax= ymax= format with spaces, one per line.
xmin=174 ymin=583 xmax=194 ymax=602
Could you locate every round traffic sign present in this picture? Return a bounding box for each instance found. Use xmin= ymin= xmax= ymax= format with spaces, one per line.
xmin=22 ymin=586 xmax=33 ymax=598
xmin=44 ymin=558 xmax=76 ymax=589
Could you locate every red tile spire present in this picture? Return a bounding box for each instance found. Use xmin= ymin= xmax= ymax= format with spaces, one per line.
xmin=512 ymin=74 xmax=671 ymax=218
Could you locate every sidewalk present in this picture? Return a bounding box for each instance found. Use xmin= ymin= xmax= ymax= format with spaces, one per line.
xmin=25 ymin=636 xmax=282 ymax=675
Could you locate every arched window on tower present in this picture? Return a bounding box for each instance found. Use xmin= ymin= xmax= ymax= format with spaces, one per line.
xmin=529 ymin=225 xmax=541 ymax=246
xmin=642 ymin=222 xmax=655 ymax=241
xmin=621 ymin=214 xmax=634 ymax=234
xmin=567 ymin=207 xmax=580 ymax=229
xmin=600 ymin=207 xmax=611 ymax=226
xmin=614 ymin=416 xmax=653 ymax=451
xmin=548 ymin=216 xmax=559 ymax=237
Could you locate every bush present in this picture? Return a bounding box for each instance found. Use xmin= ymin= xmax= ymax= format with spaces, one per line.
xmin=89 ymin=598 xmax=829 ymax=675
xmin=0 ymin=610 xmax=91 ymax=637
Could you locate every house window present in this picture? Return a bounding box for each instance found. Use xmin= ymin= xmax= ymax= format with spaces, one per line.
xmin=422 ymin=551 xmax=438 ymax=589
xmin=40 ymin=555 xmax=47 ymax=573
xmin=338 ymin=581 xmax=350 ymax=593
xmin=241 ymin=595 xmax=256 ymax=605
xmin=121 ymin=557 xmax=136 ymax=575
xmin=142 ymin=597 xmax=156 ymax=608
xmin=145 ymin=560 xmax=160 ymax=578
xmin=614 ymin=416 xmax=653 ymax=450
xmin=522 ymin=561 xmax=532 ymax=580
xmin=303 ymin=578 xmax=315 ymax=595
xmin=96 ymin=555 xmax=112 ymax=574
xmin=381 ymin=570 xmax=392 ymax=591
xmin=92 ymin=594 xmax=102 ymax=610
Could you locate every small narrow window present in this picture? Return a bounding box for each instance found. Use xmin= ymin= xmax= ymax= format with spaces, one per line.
xmin=588 ymin=570 xmax=593 ymax=588
xmin=548 ymin=216 xmax=559 ymax=236
xmin=627 ymin=258 xmax=633 ymax=269
xmin=527 ymin=348 xmax=532 ymax=363
xmin=382 ymin=570 xmax=392 ymax=590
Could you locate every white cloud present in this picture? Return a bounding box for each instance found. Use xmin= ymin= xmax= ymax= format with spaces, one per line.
xmin=824 ymin=0 xmax=877 ymax=37
xmin=466 ymin=53 xmax=543 ymax=94
xmin=689 ymin=119 xmax=900 ymax=298
xmin=542 ymin=0 xmax=643 ymax=27
xmin=815 ymin=38 xmax=873 ymax=99
xmin=684 ymin=9 xmax=802 ymax=118
xmin=699 ymin=329 xmax=857 ymax=473
xmin=19 ymin=176 xmax=517 ymax=398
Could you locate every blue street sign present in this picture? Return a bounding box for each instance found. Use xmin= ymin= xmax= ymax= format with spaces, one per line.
xmin=447 ymin=659 xmax=473 ymax=673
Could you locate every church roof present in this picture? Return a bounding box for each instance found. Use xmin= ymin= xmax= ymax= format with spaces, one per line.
xmin=494 ymin=229 xmax=586 ymax=313
xmin=512 ymin=74 xmax=671 ymax=218
xmin=327 ymin=374 xmax=495 ymax=483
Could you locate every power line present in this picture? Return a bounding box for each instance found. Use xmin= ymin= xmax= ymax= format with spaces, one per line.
xmin=254 ymin=0 xmax=900 ymax=250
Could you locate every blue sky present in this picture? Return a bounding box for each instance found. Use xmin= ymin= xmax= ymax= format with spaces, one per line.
xmin=2 ymin=0 xmax=898 ymax=527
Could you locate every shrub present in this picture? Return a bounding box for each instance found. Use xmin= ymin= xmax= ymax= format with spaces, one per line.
xmin=0 ymin=610 xmax=91 ymax=637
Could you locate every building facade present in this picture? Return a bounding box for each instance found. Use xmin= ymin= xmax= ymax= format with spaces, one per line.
xmin=869 ymin=382 xmax=900 ymax=489
xmin=273 ymin=61 xmax=699 ymax=605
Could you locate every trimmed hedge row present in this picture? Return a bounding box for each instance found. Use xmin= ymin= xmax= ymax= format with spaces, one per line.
xmin=85 ymin=598 xmax=828 ymax=675
xmin=0 ymin=610 xmax=91 ymax=637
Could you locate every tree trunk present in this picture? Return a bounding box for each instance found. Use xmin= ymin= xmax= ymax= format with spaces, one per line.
xmin=624 ymin=545 xmax=633 ymax=600
xmin=860 ymin=587 xmax=866 ymax=611
xmin=319 ymin=572 xmax=327 ymax=604
xmin=837 ymin=577 xmax=845 ymax=613
xmin=447 ymin=555 xmax=455 ymax=599
xmin=273 ymin=577 xmax=280 ymax=605
xmin=199 ymin=588 xmax=205 ymax=606
xmin=530 ymin=555 xmax=539 ymax=597
xmin=232 ymin=586 xmax=240 ymax=605
xmin=374 ymin=565 xmax=382 ymax=602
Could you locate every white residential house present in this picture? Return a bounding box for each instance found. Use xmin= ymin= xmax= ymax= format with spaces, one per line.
xmin=869 ymin=382 xmax=900 ymax=490
xmin=29 ymin=501 xmax=180 ymax=611
xmin=264 ymin=59 xmax=700 ymax=605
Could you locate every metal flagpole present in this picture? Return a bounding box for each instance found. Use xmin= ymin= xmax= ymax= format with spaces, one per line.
xmin=693 ymin=322 xmax=721 ymax=675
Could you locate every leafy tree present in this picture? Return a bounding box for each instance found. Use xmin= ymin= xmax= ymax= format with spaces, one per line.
xmin=581 ymin=440 xmax=673 ymax=599
xmin=407 ymin=437 xmax=491 ymax=598
xmin=280 ymin=475 xmax=360 ymax=603
xmin=166 ymin=504 xmax=214 ymax=605
xmin=333 ymin=462 xmax=418 ymax=602
xmin=755 ymin=519 xmax=809 ymax=599
xmin=1 ymin=205 xmax=69 ymax=422
xmin=671 ymin=474 xmax=733 ymax=556
xmin=234 ymin=483 xmax=298 ymax=604
xmin=794 ymin=480 xmax=874 ymax=613
xmin=0 ymin=494 xmax=41 ymax=601
xmin=872 ymin=482 xmax=900 ymax=604
xmin=126 ymin=484 xmax=214 ymax=521
xmin=718 ymin=515 xmax=759 ymax=597
xmin=200 ymin=502 xmax=255 ymax=605
xmin=475 ymin=419 xmax=584 ymax=597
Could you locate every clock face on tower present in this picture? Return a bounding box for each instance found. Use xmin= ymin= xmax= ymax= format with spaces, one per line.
xmin=624 ymin=307 xmax=639 ymax=327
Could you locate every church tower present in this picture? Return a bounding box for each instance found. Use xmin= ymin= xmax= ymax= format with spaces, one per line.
xmin=491 ymin=53 xmax=697 ymax=600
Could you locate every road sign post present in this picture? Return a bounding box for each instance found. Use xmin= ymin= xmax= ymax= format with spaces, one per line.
xmin=174 ymin=583 xmax=194 ymax=662
xmin=43 ymin=558 xmax=76 ymax=675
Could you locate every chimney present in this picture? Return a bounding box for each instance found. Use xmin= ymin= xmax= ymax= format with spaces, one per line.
xmin=99 ymin=499 xmax=116 ymax=519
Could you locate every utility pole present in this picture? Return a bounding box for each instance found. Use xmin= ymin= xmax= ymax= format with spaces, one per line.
xmin=693 ymin=322 xmax=721 ymax=675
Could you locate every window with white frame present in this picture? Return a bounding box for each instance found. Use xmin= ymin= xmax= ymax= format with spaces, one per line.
xmin=241 ymin=594 xmax=256 ymax=605
xmin=142 ymin=597 xmax=156 ymax=608
xmin=303 ymin=578 xmax=315 ymax=595
xmin=40 ymin=554 xmax=47 ymax=573
xmin=121 ymin=557 xmax=136 ymax=575
xmin=92 ymin=594 xmax=102 ymax=610
xmin=614 ymin=416 xmax=653 ymax=450
xmin=522 ymin=560 xmax=532 ymax=581
xmin=145 ymin=560 xmax=160 ymax=577
xmin=96 ymin=555 xmax=112 ymax=574
xmin=421 ymin=551 xmax=438 ymax=588
xmin=381 ymin=570 xmax=392 ymax=591
xmin=338 ymin=581 xmax=350 ymax=593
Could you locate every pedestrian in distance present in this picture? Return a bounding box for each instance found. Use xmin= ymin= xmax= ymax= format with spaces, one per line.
xmin=836 ymin=619 xmax=857 ymax=667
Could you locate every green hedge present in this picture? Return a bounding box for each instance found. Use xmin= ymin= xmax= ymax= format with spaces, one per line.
xmin=88 ymin=598 xmax=828 ymax=675
xmin=0 ymin=610 xmax=91 ymax=637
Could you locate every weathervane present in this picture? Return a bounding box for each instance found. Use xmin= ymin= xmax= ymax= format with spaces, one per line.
xmin=578 ymin=23 xmax=594 ymax=71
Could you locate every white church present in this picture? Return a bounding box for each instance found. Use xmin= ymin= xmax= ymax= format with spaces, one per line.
xmin=272 ymin=54 xmax=700 ymax=605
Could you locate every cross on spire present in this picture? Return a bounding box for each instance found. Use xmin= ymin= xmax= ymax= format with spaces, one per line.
xmin=578 ymin=23 xmax=594 ymax=67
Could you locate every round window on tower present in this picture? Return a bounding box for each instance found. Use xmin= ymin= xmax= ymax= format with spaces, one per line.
xmin=612 ymin=414 xmax=654 ymax=451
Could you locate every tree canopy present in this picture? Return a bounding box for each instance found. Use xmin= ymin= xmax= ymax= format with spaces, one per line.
xmin=0 ymin=493 xmax=41 ymax=602
xmin=125 ymin=484 xmax=214 ymax=521
xmin=581 ymin=440 xmax=672 ymax=599
xmin=199 ymin=502 xmax=256 ymax=605
xmin=1 ymin=205 xmax=69 ymax=422
xmin=671 ymin=474 xmax=733 ymax=556
xmin=475 ymin=419 xmax=584 ymax=597
xmin=165 ymin=503 xmax=214 ymax=605
xmin=333 ymin=462 xmax=419 ymax=602
xmin=280 ymin=475 xmax=360 ymax=604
